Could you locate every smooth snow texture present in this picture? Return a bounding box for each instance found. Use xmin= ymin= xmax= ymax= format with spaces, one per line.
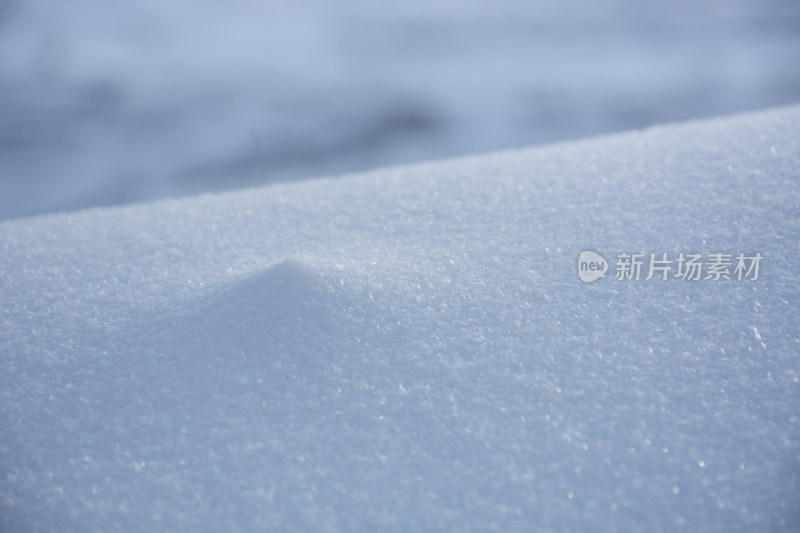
xmin=1 ymin=106 xmax=800 ymax=532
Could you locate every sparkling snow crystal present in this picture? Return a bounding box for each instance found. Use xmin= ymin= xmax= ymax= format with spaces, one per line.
xmin=1 ymin=106 xmax=799 ymax=532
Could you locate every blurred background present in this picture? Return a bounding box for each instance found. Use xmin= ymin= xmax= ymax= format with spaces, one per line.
xmin=1 ymin=0 xmax=799 ymax=220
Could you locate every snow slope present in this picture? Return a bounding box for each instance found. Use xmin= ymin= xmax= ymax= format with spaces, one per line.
xmin=1 ymin=106 xmax=799 ymax=532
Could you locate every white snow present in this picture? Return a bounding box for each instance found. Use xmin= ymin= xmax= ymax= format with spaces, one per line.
xmin=1 ymin=106 xmax=799 ymax=531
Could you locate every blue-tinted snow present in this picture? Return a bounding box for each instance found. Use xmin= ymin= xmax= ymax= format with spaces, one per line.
xmin=1 ymin=106 xmax=799 ymax=531
xmin=2 ymin=0 xmax=800 ymax=219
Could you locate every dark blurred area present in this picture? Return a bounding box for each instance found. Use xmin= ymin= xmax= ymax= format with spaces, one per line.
xmin=1 ymin=0 xmax=799 ymax=220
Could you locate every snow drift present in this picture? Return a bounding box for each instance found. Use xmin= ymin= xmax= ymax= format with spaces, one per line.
xmin=1 ymin=106 xmax=799 ymax=532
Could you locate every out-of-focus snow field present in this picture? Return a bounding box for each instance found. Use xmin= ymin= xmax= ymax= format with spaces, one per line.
xmin=1 ymin=0 xmax=799 ymax=219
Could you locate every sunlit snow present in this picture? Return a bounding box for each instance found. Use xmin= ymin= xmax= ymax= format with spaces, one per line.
xmin=1 ymin=106 xmax=799 ymax=531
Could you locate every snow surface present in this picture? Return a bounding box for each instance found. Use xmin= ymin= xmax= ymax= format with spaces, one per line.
xmin=1 ymin=106 xmax=799 ymax=532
